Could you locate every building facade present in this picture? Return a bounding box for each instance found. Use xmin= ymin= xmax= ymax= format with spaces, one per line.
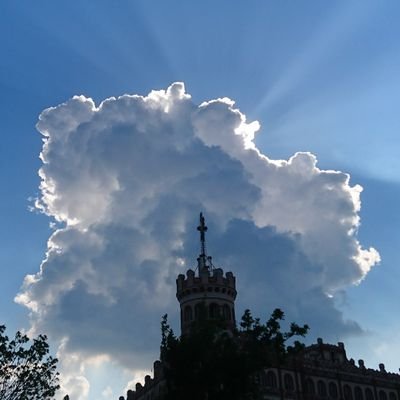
xmin=256 ymin=338 xmax=400 ymax=400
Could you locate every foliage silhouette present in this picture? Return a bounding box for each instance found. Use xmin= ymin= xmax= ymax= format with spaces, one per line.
xmin=0 ymin=324 xmax=60 ymax=400
xmin=160 ymin=308 xmax=309 ymax=400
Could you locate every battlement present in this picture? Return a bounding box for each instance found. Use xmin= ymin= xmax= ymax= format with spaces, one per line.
xmin=300 ymin=338 xmax=400 ymax=382
xmin=176 ymin=268 xmax=236 ymax=302
xmin=123 ymin=361 xmax=165 ymax=400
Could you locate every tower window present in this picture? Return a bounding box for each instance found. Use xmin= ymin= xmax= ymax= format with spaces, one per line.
xmin=209 ymin=303 xmax=220 ymax=319
xmin=222 ymin=304 xmax=231 ymax=321
xmin=194 ymin=303 xmax=204 ymax=320
xmin=184 ymin=306 xmax=193 ymax=322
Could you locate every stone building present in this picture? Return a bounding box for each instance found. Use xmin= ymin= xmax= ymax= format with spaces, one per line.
xmin=256 ymin=338 xmax=400 ymax=400
xmin=119 ymin=214 xmax=400 ymax=400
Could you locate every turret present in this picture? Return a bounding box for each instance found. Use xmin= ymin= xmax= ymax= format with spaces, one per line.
xmin=176 ymin=213 xmax=237 ymax=335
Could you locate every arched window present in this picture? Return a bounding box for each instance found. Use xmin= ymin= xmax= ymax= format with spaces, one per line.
xmin=379 ymin=391 xmax=388 ymax=400
xmin=222 ymin=304 xmax=231 ymax=320
xmin=305 ymin=378 xmax=315 ymax=395
xmin=209 ymin=303 xmax=219 ymax=319
xmin=266 ymin=370 xmax=277 ymax=388
xmin=344 ymin=385 xmax=353 ymax=400
xmin=329 ymin=382 xmax=338 ymax=399
xmin=317 ymin=381 xmax=327 ymax=397
xmin=194 ymin=303 xmax=203 ymax=320
xmin=389 ymin=393 xmax=397 ymax=400
xmin=260 ymin=371 xmax=267 ymax=387
xmin=184 ymin=305 xmax=193 ymax=322
xmin=284 ymin=374 xmax=295 ymax=392
xmin=355 ymin=387 xmax=363 ymax=400
xmin=365 ymin=388 xmax=374 ymax=400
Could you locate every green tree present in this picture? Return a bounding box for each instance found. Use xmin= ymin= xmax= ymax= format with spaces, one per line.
xmin=160 ymin=308 xmax=309 ymax=400
xmin=0 ymin=325 xmax=60 ymax=400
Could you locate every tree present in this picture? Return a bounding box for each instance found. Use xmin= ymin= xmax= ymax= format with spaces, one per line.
xmin=0 ymin=324 xmax=60 ymax=400
xmin=160 ymin=308 xmax=309 ymax=400
xmin=238 ymin=308 xmax=309 ymax=368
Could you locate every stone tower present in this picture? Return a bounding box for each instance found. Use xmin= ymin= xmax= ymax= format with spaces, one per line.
xmin=176 ymin=213 xmax=237 ymax=335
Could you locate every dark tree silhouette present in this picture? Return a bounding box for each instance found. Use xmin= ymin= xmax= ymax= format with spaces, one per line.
xmin=0 ymin=324 xmax=60 ymax=400
xmin=160 ymin=308 xmax=309 ymax=400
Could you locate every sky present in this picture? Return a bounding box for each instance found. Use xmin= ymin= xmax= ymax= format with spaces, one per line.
xmin=1 ymin=1 xmax=400 ymax=399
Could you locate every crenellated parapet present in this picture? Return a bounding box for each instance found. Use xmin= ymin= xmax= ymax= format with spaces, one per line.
xmin=293 ymin=339 xmax=400 ymax=385
xmin=122 ymin=360 xmax=165 ymax=400
xmin=176 ymin=268 xmax=237 ymax=334
xmin=176 ymin=267 xmax=237 ymax=302
xmin=176 ymin=266 xmax=237 ymax=334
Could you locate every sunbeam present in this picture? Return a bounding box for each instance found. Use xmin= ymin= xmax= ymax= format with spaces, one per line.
xmin=253 ymin=1 xmax=379 ymax=116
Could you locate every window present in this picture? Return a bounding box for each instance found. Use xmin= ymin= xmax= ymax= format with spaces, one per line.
xmin=209 ymin=303 xmax=219 ymax=319
xmin=222 ymin=304 xmax=231 ymax=320
xmin=344 ymin=385 xmax=353 ymax=400
xmin=284 ymin=374 xmax=295 ymax=392
xmin=266 ymin=371 xmax=277 ymax=388
xmin=184 ymin=305 xmax=193 ymax=322
xmin=260 ymin=371 xmax=267 ymax=387
xmin=355 ymin=387 xmax=363 ymax=400
xmin=194 ymin=303 xmax=203 ymax=320
xmin=317 ymin=381 xmax=327 ymax=397
xmin=329 ymin=382 xmax=338 ymax=399
xmin=305 ymin=379 xmax=315 ymax=395
xmin=365 ymin=388 xmax=374 ymax=400
xmin=379 ymin=391 xmax=388 ymax=400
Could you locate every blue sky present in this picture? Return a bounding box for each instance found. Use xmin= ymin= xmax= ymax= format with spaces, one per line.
xmin=1 ymin=1 xmax=400 ymax=399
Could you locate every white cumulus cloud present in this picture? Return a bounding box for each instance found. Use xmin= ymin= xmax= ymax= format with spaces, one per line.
xmin=16 ymin=82 xmax=379 ymax=398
